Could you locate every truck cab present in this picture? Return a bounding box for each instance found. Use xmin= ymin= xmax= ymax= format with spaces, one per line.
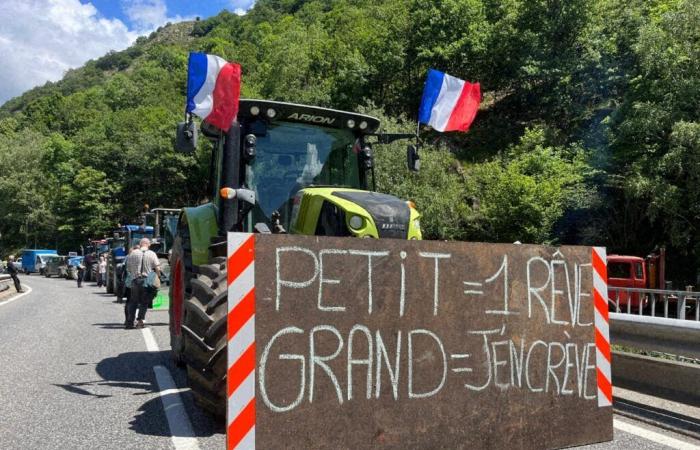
xmin=607 ymin=255 xmax=648 ymax=311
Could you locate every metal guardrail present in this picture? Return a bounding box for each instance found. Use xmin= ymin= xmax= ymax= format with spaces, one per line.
xmin=610 ymin=312 xmax=700 ymax=360
xmin=609 ymin=286 xmax=699 ymax=321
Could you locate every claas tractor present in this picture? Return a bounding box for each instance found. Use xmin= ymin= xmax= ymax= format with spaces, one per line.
xmin=170 ymin=99 xmax=422 ymax=416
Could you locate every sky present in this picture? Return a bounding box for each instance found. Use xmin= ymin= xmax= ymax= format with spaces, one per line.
xmin=0 ymin=0 xmax=256 ymax=105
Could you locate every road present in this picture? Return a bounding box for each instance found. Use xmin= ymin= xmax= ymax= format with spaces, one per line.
xmin=1 ymin=275 xmax=699 ymax=449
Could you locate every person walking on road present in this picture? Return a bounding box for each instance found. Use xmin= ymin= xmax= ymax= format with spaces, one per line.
xmin=76 ymin=262 xmax=85 ymax=288
xmin=124 ymin=238 xmax=160 ymax=329
xmin=97 ymin=255 xmax=107 ymax=288
xmin=6 ymin=256 xmax=23 ymax=293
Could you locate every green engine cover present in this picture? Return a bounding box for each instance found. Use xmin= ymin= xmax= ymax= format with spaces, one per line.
xmin=180 ymin=190 xmax=421 ymax=266
xmin=289 ymin=187 xmax=422 ymax=240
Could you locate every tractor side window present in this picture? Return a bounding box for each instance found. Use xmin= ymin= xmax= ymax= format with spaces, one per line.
xmin=608 ymin=262 xmax=631 ymax=279
xmin=635 ymin=263 xmax=643 ymax=279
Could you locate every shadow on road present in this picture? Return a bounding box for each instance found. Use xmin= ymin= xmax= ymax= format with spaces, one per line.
xmin=54 ymin=351 xmax=164 ymax=398
xmin=53 ymin=350 xmax=220 ymax=438
xmin=92 ymin=322 xmax=169 ymax=329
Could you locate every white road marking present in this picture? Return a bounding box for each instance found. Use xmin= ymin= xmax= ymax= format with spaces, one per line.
xmin=614 ymin=418 xmax=700 ymax=449
xmin=141 ymin=328 xmax=201 ymax=450
xmin=154 ymin=366 xmax=201 ymax=450
xmin=0 ymin=284 xmax=33 ymax=307
xmin=142 ymin=327 xmax=160 ymax=352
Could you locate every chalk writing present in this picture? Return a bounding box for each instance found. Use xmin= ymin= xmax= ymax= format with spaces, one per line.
xmin=260 ymin=243 xmax=597 ymax=413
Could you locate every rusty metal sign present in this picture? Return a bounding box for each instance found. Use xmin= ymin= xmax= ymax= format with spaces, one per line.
xmin=227 ymin=234 xmax=613 ymax=449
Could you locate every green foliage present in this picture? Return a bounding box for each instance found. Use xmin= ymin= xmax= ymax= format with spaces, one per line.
xmin=371 ymin=109 xmax=474 ymax=241
xmin=0 ymin=0 xmax=698 ymax=281
xmin=467 ymin=128 xmax=593 ymax=243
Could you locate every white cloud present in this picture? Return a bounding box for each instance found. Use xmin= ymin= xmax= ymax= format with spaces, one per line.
xmin=0 ymin=0 xmax=138 ymax=104
xmin=231 ymin=0 xmax=255 ymax=15
xmin=0 ymin=0 xmax=198 ymax=105
xmin=122 ymin=0 xmax=192 ymax=32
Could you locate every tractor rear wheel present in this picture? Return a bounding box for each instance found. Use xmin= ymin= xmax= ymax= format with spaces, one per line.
xmin=181 ymin=255 xmax=228 ymax=418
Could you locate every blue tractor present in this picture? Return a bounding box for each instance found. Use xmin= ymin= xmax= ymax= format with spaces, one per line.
xmin=105 ymin=224 xmax=154 ymax=295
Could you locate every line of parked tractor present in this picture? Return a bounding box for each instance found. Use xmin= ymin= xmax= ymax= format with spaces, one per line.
xmin=1 ymin=208 xmax=181 ymax=300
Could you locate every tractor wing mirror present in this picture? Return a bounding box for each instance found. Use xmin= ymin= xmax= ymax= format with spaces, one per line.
xmin=407 ymin=144 xmax=421 ymax=172
xmin=234 ymin=188 xmax=256 ymax=206
xmin=175 ymin=121 xmax=197 ymax=153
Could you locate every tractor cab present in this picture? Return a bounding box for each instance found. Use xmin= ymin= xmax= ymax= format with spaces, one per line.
xmin=184 ymin=100 xmax=421 ymax=240
xmin=142 ymin=208 xmax=181 ymax=257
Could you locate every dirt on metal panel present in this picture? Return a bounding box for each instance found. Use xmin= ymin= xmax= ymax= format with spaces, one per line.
xmin=251 ymin=235 xmax=613 ymax=449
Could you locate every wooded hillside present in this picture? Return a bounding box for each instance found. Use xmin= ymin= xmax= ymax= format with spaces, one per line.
xmin=0 ymin=0 xmax=698 ymax=283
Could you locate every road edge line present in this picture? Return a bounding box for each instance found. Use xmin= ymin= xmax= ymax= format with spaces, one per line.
xmin=0 ymin=284 xmax=33 ymax=307
xmin=154 ymin=365 xmax=201 ymax=450
xmin=141 ymin=328 xmax=201 ymax=450
xmin=614 ymin=417 xmax=700 ymax=449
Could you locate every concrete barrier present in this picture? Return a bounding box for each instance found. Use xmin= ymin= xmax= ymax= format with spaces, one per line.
xmin=612 ymin=351 xmax=700 ymax=405
xmin=226 ymin=234 xmax=614 ymax=449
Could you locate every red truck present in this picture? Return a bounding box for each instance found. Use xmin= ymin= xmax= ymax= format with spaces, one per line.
xmin=607 ymin=248 xmax=665 ymax=312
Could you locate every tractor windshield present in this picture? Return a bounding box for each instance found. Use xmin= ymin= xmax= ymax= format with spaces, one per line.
xmin=246 ymin=121 xmax=361 ymax=227
xmin=129 ymin=231 xmax=153 ymax=249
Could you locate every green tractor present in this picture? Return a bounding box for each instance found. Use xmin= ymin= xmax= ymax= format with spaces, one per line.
xmin=170 ymin=99 xmax=422 ymax=416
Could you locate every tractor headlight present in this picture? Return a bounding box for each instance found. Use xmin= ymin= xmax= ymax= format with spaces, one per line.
xmin=349 ymin=215 xmax=364 ymax=230
xmin=359 ymin=121 xmax=368 ymax=130
xmin=250 ymin=106 xmax=260 ymax=116
xmin=266 ymin=108 xmax=277 ymax=118
xmin=347 ymin=119 xmax=356 ymax=128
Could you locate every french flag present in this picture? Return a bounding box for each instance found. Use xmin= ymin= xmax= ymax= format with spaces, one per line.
xmin=418 ymin=69 xmax=481 ymax=132
xmin=186 ymin=52 xmax=241 ymax=132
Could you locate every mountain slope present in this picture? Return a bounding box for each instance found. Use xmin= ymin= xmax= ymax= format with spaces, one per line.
xmin=0 ymin=0 xmax=698 ymax=282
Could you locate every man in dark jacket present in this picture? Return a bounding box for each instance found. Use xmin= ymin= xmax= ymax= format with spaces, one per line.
xmin=7 ymin=256 xmax=23 ymax=293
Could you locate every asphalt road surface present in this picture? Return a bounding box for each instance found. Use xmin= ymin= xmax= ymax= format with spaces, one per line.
xmin=1 ymin=275 xmax=699 ymax=450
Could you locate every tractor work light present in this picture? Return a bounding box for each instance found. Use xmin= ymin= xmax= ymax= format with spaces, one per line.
xmin=359 ymin=121 xmax=368 ymax=130
xmin=266 ymin=108 xmax=277 ymax=118
xmin=250 ymin=106 xmax=260 ymax=116
xmin=243 ymin=134 xmax=256 ymax=162
xmin=360 ymin=144 xmax=373 ymax=169
xmin=347 ymin=119 xmax=356 ymax=128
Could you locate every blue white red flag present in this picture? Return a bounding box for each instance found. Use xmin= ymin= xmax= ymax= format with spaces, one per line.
xmin=186 ymin=52 xmax=241 ymax=132
xmin=418 ymin=69 xmax=481 ymax=132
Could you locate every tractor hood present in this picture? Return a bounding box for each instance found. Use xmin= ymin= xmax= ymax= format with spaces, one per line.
xmin=290 ymin=187 xmax=421 ymax=239
xmin=331 ymin=191 xmax=411 ymax=239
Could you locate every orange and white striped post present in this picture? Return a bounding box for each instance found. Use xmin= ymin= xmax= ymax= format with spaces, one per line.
xmin=227 ymin=233 xmax=256 ymax=450
xmin=592 ymin=246 xmax=612 ymax=407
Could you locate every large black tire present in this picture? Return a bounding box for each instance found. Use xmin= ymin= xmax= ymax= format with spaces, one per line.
xmin=181 ymin=255 xmax=228 ymax=417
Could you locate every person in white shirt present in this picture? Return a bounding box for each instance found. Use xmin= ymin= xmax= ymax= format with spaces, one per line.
xmin=98 ymin=256 xmax=107 ymax=288
xmin=124 ymin=238 xmax=160 ymax=329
